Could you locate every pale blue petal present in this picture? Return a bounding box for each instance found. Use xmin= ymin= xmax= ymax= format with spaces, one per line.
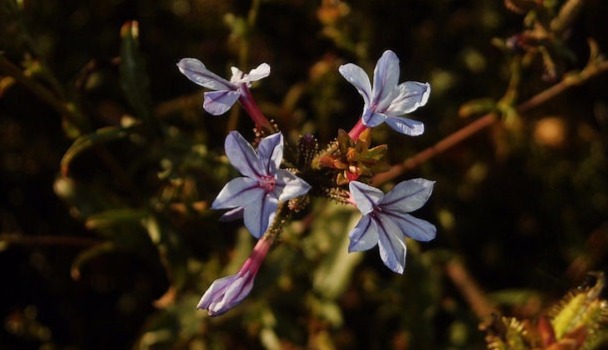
xmin=197 ymin=271 xmax=254 ymax=316
xmin=376 ymin=215 xmax=407 ymax=274
xmin=384 ymin=116 xmax=425 ymax=136
xmin=384 ymin=212 xmax=436 ymax=242
xmin=177 ymin=58 xmax=235 ymax=90
xmin=339 ymin=63 xmax=372 ymax=106
xmin=362 ymin=110 xmax=387 ymax=127
xmin=275 ymin=170 xmax=311 ymax=202
xmin=257 ymin=133 xmax=283 ymax=175
xmin=348 ymin=215 xmax=379 ymax=252
xmin=211 ymin=177 xmax=261 ymax=209
xmin=349 ymin=181 xmax=383 ymax=215
xmin=203 ymin=90 xmax=240 ymax=115
xmin=372 ymin=50 xmax=400 ymax=108
xmin=245 ymin=63 xmax=271 ymax=82
xmin=224 ymin=131 xmax=263 ymax=178
xmin=386 ymin=81 xmax=431 ymax=116
xmin=243 ymin=191 xmax=278 ymax=238
xmin=219 ymin=207 xmax=244 ymax=222
xmin=216 ymin=271 xmax=254 ymax=314
xmin=380 ymin=178 xmax=435 ymax=213
xmin=197 ymin=274 xmax=238 ymax=310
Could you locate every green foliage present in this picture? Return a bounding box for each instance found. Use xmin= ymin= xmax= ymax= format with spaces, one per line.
xmin=483 ymin=272 xmax=608 ymax=350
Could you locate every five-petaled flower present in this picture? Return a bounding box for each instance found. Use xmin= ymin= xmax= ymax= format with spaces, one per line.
xmin=212 ymin=131 xmax=311 ymax=238
xmin=198 ymin=235 xmax=273 ymax=316
xmin=348 ymin=179 xmax=436 ymax=273
xmin=177 ymin=58 xmax=272 ymax=129
xmin=339 ymin=50 xmax=431 ymax=136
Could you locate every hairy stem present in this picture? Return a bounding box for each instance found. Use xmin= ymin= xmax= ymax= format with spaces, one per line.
xmin=239 ymin=85 xmax=276 ymax=134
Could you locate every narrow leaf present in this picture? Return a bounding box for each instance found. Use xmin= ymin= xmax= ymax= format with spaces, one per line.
xmin=85 ymin=208 xmax=147 ymax=230
xmin=60 ymin=126 xmax=131 ymax=176
xmin=119 ymin=21 xmax=155 ymax=127
xmin=70 ymin=242 xmax=117 ymax=280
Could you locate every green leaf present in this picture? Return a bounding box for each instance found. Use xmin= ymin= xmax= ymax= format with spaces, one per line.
xmin=70 ymin=242 xmax=118 ymax=280
xmin=310 ymin=202 xmax=363 ymax=300
xmin=142 ymin=215 xmax=189 ymax=292
xmin=119 ymin=21 xmax=155 ymax=127
xmin=134 ymin=293 xmax=203 ymax=349
xmin=85 ymin=208 xmax=148 ymax=230
xmin=60 ymin=126 xmax=132 ymax=176
xmin=54 ymin=176 xmax=126 ymax=220
xmin=551 ymin=273 xmax=607 ymax=341
xmin=54 ymin=177 xmax=153 ymax=249
xmin=487 ymin=289 xmax=542 ymax=307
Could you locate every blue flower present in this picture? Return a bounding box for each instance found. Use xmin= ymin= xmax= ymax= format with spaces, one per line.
xmin=198 ymin=235 xmax=273 ymax=316
xmin=177 ymin=58 xmax=270 ymax=115
xmin=339 ymin=50 xmax=431 ymax=136
xmin=212 ymin=131 xmax=311 ymax=238
xmin=348 ymin=179 xmax=436 ymax=273
xmin=198 ymin=272 xmax=254 ymax=317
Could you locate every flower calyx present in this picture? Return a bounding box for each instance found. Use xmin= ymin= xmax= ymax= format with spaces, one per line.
xmin=318 ymin=129 xmax=389 ymax=185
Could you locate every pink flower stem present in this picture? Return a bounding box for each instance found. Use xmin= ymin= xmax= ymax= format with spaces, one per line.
xmin=347 ymin=118 xmax=368 ymax=140
xmin=238 ymin=85 xmax=276 ymax=134
xmin=311 ymin=117 xmax=369 ymax=170
xmin=238 ymin=233 xmax=275 ymax=275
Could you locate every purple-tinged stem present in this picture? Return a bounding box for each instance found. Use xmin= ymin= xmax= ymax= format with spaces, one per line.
xmin=238 ymin=85 xmax=276 ymax=134
xmin=347 ymin=118 xmax=368 ymax=141
xmin=238 ymin=233 xmax=275 ymax=275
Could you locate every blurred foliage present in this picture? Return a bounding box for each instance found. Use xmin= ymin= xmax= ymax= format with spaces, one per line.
xmin=1 ymin=0 xmax=608 ymax=349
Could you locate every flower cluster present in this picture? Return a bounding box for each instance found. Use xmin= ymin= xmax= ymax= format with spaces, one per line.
xmin=178 ymin=50 xmax=436 ymax=316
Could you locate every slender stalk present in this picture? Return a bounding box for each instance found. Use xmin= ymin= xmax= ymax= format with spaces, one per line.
xmin=0 ymin=234 xmax=100 ymax=247
xmin=227 ymin=0 xmax=263 ymax=133
xmin=445 ymin=258 xmax=496 ymax=319
xmin=238 ymin=85 xmax=276 ymax=134
xmin=1 ymin=56 xmax=140 ymax=197
xmin=347 ymin=118 xmax=368 ymax=140
xmin=0 ymin=55 xmax=88 ymax=131
xmin=372 ymin=114 xmax=497 ymax=185
xmin=237 ymin=232 xmax=275 ymax=276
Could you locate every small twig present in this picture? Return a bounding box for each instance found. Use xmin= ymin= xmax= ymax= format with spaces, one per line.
xmin=155 ymin=91 xmax=202 ymax=118
xmin=226 ymin=0 xmax=264 ymax=133
xmin=372 ymin=114 xmax=497 ymax=186
xmin=445 ymin=258 xmax=496 ymax=319
xmin=1 ymin=55 xmax=142 ymax=197
xmin=0 ymin=234 xmax=101 ymax=247
xmin=0 ymin=55 xmax=88 ymax=131
xmin=372 ymin=60 xmax=608 ymax=186
xmin=518 ymin=60 xmax=608 ymax=113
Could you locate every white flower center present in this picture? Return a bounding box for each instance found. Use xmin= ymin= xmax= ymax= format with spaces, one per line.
xmin=230 ymin=67 xmax=247 ymax=84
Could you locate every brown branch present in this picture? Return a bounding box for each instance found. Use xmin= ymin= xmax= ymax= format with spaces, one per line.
xmin=0 ymin=55 xmax=88 ymax=131
xmin=372 ymin=60 xmax=608 ymax=186
xmin=0 ymin=234 xmax=101 ymax=247
xmin=0 ymin=56 xmax=143 ymax=197
xmin=372 ymin=114 xmax=497 ymax=186
xmin=155 ymin=91 xmax=202 ymax=118
xmin=445 ymin=258 xmax=497 ymax=320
